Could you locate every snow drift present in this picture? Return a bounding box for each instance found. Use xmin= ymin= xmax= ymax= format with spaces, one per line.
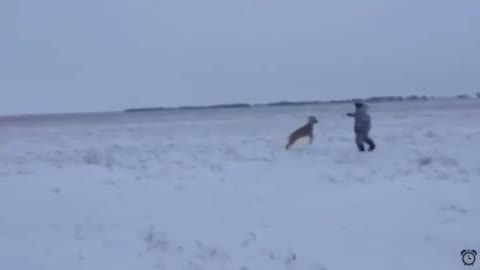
xmin=0 ymin=100 xmax=479 ymax=270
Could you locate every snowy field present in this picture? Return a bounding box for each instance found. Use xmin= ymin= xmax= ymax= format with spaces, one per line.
xmin=0 ymin=99 xmax=479 ymax=270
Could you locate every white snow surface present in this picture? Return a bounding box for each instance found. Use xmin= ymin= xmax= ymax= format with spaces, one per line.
xmin=0 ymin=100 xmax=479 ymax=270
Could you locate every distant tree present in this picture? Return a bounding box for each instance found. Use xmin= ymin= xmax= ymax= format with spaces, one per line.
xmin=405 ymin=95 xmax=420 ymax=101
xmin=476 ymin=92 xmax=480 ymax=98
xmin=456 ymin=94 xmax=471 ymax=99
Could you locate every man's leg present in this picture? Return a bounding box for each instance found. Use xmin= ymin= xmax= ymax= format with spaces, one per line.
xmin=355 ymin=134 xmax=365 ymax=152
xmin=364 ymin=137 xmax=376 ymax=151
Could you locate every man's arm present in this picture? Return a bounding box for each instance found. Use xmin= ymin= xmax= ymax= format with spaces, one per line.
xmin=346 ymin=112 xmax=355 ymax=117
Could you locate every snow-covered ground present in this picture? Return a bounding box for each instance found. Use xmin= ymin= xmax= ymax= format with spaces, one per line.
xmin=0 ymin=99 xmax=479 ymax=270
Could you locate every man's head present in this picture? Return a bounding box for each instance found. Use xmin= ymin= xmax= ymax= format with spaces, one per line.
xmin=354 ymin=102 xmax=364 ymax=109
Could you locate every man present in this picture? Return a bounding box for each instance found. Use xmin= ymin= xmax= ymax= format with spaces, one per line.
xmin=347 ymin=102 xmax=376 ymax=152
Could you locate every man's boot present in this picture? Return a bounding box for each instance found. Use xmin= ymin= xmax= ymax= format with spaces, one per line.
xmin=365 ymin=138 xmax=376 ymax=151
xmin=357 ymin=143 xmax=365 ymax=152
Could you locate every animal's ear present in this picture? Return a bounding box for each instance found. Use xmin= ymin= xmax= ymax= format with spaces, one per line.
xmin=472 ymin=250 xmax=477 ymax=256
xmin=461 ymin=250 xmax=468 ymax=256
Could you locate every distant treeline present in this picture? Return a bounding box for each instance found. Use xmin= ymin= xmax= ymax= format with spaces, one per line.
xmin=124 ymin=93 xmax=480 ymax=113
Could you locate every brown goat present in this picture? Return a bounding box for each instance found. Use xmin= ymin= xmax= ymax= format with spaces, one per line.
xmin=285 ymin=116 xmax=318 ymax=150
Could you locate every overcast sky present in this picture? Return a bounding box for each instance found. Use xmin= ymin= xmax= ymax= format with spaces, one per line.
xmin=1 ymin=0 xmax=479 ymax=115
